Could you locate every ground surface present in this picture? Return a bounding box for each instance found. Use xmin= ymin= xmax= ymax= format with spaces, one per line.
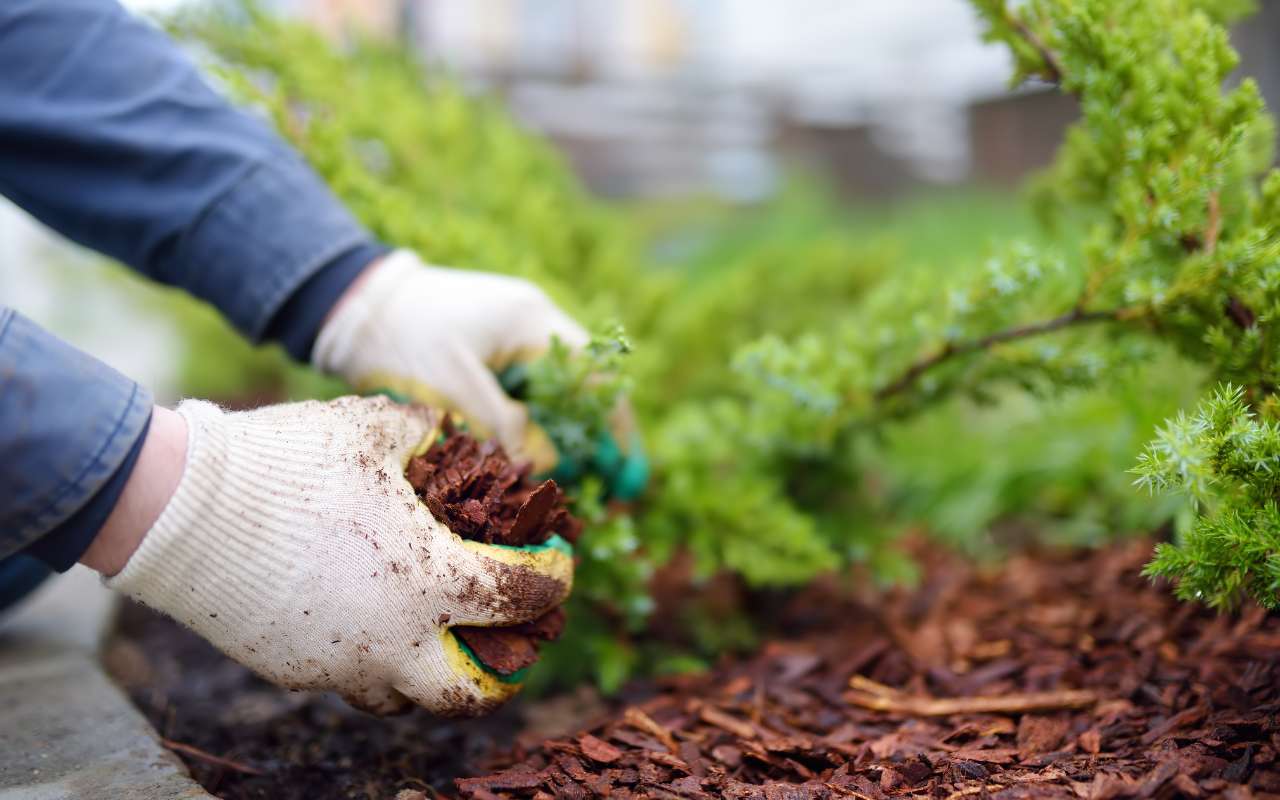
xmin=460 ymin=540 xmax=1280 ymax=799
xmin=1 ymin=567 xmax=212 ymax=800
xmin=108 ymin=602 xmax=528 ymax=798
xmin=109 ymin=540 xmax=1280 ymax=799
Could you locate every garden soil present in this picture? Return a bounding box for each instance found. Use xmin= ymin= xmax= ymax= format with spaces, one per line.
xmin=107 ymin=539 xmax=1280 ymax=799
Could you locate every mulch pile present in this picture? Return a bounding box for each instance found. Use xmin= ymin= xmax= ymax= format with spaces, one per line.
xmin=405 ymin=428 xmax=580 ymax=675
xmin=456 ymin=539 xmax=1280 ymax=799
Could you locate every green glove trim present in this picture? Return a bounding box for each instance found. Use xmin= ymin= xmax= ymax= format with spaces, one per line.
xmin=384 ymin=368 xmax=651 ymax=499
xmin=451 ymin=534 xmax=573 ymax=681
xmin=496 ymin=363 xmax=530 ymax=399
xmin=451 ymin=634 xmax=531 ymax=685
xmin=497 ymin=364 xmax=649 ymax=500
xmin=484 ymin=533 xmax=575 ymax=558
xmin=611 ymin=434 xmax=650 ymax=502
xmin=586 ymin=431 xmax=649 ymax=502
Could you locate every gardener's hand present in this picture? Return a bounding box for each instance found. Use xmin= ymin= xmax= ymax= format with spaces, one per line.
xmin=314 ymin=250 xmax=588 ymax=472
xmin=101 ymin=396 xmax=572 ymax=716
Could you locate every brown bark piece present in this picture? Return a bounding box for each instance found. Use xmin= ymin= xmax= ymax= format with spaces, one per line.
xmin=454 ymin=627 xmax=541 ymax=676
xmin=579 ymin=734 xmax=623 ymax=764
xmin=844 ymin=687 xmax=1097 ymax=716
xmin=454 ymin=609 xmax=568 ymax=676
xmin=1016 ymin=714 xmax=1069 ymax=757
xmin=403 ymin=422 xmax=581 ymax=547
xmin=507 ymin=481 xmax=561 ymax=546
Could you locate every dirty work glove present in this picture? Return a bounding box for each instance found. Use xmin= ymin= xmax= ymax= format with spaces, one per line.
xmin=313 ymin=250 xmax=588 ymax=472
xmin=107 ymin=396 xmax=573 ymax=716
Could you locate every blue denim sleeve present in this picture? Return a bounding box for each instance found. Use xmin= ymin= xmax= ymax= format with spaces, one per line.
xmin=0 ymin=308 xmax=153 ymax=561
xmin=0 ymin=1 xmax=395 ymax=578
xmin=0 ymin=0 xmax=380 ymax=345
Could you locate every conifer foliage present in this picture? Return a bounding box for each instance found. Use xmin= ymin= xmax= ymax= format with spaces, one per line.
xmin=651 ymin=0 xmax=1280 ymax=610
xmin=176 ymin=0 xmax=1280 ymax=683
xmin=974 ymin=0 xmax=1280 ymax=610
xmin=1135 ymin=385 xmax=1280 ymax=609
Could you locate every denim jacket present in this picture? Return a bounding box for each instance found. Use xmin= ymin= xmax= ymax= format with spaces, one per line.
xmin=0 ymin=0 xmax=384 ymax=575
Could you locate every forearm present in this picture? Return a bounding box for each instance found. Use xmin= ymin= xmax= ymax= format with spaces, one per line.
xmin=0 ymin=0 xmax=384 ymax=355
xmin=80 ymin=407 xmax=186 ymax=576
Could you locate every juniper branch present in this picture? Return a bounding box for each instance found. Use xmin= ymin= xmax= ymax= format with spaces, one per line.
xmin=874 ymin=305 xmax=1130 ymax=401
xmin=1008 ymin=13 xmax=1064 ymax=84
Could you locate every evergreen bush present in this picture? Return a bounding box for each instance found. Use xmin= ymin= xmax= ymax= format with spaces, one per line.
xmin=165 ymin=0 xmax=1280 ymax=686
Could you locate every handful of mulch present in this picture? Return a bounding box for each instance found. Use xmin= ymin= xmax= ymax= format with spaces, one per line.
xmin=405 ymin=423 xmax=581 ymax=676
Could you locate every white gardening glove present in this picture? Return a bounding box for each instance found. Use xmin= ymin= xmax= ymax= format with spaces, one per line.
xmin=313 ymin=250 xmax=588 ymax=472
xmin=107 ymin=396 xmax=573 ymax=717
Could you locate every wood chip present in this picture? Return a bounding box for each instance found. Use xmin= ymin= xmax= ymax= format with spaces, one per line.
xmin=578 ymin=734 xmax=622 ymax=764
xmin=698 ymin=705 xmax=758 ymax=740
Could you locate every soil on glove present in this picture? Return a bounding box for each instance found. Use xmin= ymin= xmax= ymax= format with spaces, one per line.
xmin=457 ymin=539 xmax=1280 ymax=799
xmin=405 ymin=427 xmax=581 ymax=675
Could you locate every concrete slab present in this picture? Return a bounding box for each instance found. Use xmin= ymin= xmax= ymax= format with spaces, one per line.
xmin=0 ymin=569 xmax=214 ymax=800
xmin=0 ymin=644 xmax=211 ymax=800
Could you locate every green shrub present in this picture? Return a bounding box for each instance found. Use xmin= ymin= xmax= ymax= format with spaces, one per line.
xmin=643 ymin=0 xmax=1280 ymax=611
xmin=731 ymin=0 xmax=1280 ymax=610
xmin=165 ymin=0 xmax=1280 ymax=687
xmin=1136 ymin=385 xmax=1280 ymax=609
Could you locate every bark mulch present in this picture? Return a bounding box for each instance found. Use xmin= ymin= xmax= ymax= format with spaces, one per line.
xmin=456 ymin=539 xmax=1280 ymax=800
xmin=405 ymin=428 xmax=580 ymax=676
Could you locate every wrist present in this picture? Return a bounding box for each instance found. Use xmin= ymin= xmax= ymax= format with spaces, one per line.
xmin=81 ymin=406 xmax=188 ymax=577
xmin=265 ymin=242 xmax=390 ymax=362
xmin=313 ymin=250 xmax=417 ymax=376
xmin=322 ymin=252 xmax=386 ymax=329
xmin=105 ymin=399 xmax=317 ymax=627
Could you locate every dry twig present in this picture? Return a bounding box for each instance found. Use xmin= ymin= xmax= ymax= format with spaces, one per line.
xmin=623 ymin=707 xmax=678 ymax=752
xmin=1206 ymin=191 xmax=1222 ymax=255
xmin=698 ymin=704 xmax=759 ymax=740
xmin=161 ymin=738 xmax=264 ymax=775
xmin=1009 ymin=14 xmax=1064 ymax=83
xmin=844 ymin=687 xmax=1097 ymax=717
xmin=848 ymin=674 xmax=899 ymax=698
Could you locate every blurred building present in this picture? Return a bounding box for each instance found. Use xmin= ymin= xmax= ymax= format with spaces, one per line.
xmin=282 ymin=0 xmax=1280 ymax=201
xmin=968 ymin=89 xmax=1077 ymax=187
xmin=1233 ymin=0 xmax=1280 ymax=127
xmin=287 ymin=0 xmax=1014 ymax=199
xmin=409 ymin=0 xmax=777 ymax=200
